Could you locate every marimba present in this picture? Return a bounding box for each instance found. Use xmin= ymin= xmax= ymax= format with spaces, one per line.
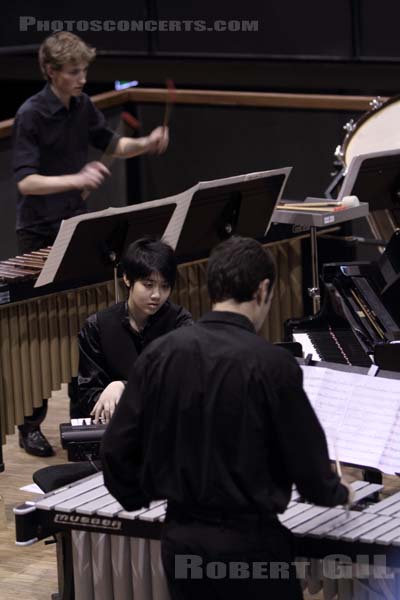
xmin=0 ymin=237 xmax=303 ymax=451
xmin=14 ymin=473 xmax=400 ymax=600
xmin=0 ymin=248 xmax=51 ymax=302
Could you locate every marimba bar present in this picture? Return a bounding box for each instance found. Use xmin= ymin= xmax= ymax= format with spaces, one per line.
xmin=0 ymin=247 xmax=50 ymax=285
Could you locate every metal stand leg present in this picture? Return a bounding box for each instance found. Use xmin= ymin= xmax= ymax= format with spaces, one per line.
xmin=113 ymin=266 xmax=120 ymax=303
xmin=55 ymin=531 xmax=75 ymax=600
xmin=0 ymin=412 xmax=4 ymax=471
xmin=308 ymin=226 xmax=321 ymax=314
xmin=0 ymin=443 xmax=4 ymax=472
xmin=324 ymin=167 xmax=345 ymax=199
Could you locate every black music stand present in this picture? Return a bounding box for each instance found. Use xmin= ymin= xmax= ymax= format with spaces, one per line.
xmin=338 ymin=149 xmax=400 ymax=212
xmin=174 ymin=169 xmax=290 ymax=262
xmin=35 ymin=202 xmax=178 ymax=295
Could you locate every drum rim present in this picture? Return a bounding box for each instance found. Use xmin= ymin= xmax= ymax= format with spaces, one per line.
xmin=341 ymin=94 xmax=400 ymax=166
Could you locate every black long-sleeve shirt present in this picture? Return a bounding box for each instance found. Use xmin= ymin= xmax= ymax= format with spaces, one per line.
xmin=12 ymin=83 xmax=118 ymax=233
xmin=78 ymin=300 xmax=193 ymax=415
xmin=102 ymin=311 xmax=348 ymax=513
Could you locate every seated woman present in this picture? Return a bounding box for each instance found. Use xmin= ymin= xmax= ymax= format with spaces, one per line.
xmin=77 ymin=237 xmax=193 ymax=422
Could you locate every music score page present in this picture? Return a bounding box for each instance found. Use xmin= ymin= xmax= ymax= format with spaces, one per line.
xmin=302 ymin=366 xmax=400 ymax=474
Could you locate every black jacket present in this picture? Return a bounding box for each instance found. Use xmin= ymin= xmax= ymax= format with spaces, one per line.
xmin=78 ymin=300 xmax=193 ymax=415
xmin=102 ymin=311 xmax=348 ymax=513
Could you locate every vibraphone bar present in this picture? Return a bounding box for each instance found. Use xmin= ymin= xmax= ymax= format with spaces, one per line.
xmin=14 ymin=473 xmax=400 ymax=600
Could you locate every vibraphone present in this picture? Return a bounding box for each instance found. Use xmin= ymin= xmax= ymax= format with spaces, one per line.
xmin=0 ymin=238 xmax=303 ymax=449
xmin=14 ymin=473 xmax=400 ymax=600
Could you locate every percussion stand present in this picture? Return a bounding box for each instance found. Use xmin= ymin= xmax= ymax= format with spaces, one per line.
xmin=309 ymin=225 xmax=321 ymax=313
xmin=324 ymin=168 xmax=345 ymax=199
xmin=0 ymin=439 xmax=4 ymax=473
xmin=272 ymin=202 xmax=369 ymax=314
xmin=0 ymin=407 xmax=4 ymax=472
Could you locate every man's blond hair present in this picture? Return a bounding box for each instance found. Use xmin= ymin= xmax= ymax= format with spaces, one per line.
xmin=39 ymin=32 xmax=96 ymax=80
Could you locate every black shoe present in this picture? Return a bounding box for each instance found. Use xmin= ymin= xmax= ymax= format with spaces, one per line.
xmin=19 ymin=429 xmax=54 ymax=457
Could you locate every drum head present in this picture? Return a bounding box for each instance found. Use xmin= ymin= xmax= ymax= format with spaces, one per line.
xmin=344 ymin=96 xmax=400 ymax=166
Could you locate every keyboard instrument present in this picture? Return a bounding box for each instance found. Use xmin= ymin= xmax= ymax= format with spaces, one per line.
xmin=287 ymin=231 xmax=400 ymax=368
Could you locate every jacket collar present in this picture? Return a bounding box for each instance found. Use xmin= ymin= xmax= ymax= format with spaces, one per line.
xmin=121 ymin=299 xmax=171 ymax=334
xmin=199 ymin=310 xmax=255 ymax=333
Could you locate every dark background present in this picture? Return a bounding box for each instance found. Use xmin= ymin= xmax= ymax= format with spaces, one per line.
xmin=0 ymin=0 xmax=399 ymax=259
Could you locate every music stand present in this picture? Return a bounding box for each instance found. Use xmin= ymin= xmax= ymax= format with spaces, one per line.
xmin=338 ymin=149 xmax=400 ymax=211
xmin=174 ymin=168 xmax=291 ymax=262
xmin=35 ymin=200 xmax=178 ymax=297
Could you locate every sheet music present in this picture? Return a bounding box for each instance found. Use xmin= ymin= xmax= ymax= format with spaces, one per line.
xmin=338 ymin=148 xmax=400 ymax=201
xmin=165 ymin=168 xmax=292 ymax=248
xmin=36 ymin=168 xmax=291 ymax=288
xmin=302 ymin=366 xmax=400 ymax=474
xmin=197 ymin=167 xmax=291 ymax=191
xmin=35 ymin=197 xmax=181 ymax=287
xmin=161 ymin=186 xmax=197 ymax=249
xmin=197 ymin=167 xmax=291 ymax=235
xmin=380 ymin=427 xmax=400 ymax=474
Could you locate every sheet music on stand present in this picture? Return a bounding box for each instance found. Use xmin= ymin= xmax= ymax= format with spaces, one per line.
xmin=35 ymin=196 xmax=185 ymax=288
xmin=301 ymin=364 xmax=400 ymax=474
xmin=338 ymin=148 xmax=400 ymax=211
xmin=174 ymin=167 xmax=291 ymax=262
xmin=36 ymin=166 xmax=291 ymax=287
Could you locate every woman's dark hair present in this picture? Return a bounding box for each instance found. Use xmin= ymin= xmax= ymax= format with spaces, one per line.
xmin=207 ymin=236 xmax=276 ymax=303
xmin=121 ymin=237 xmax=177 ymax=289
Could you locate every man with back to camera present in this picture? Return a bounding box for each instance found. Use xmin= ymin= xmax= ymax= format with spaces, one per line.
xmin=12 ymin=30 xmax=169 ymax=456
xmin=102 ymin=235 xmax=350 ymax=600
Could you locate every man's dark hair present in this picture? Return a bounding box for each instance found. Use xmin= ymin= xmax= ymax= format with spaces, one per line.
xmin=121 ymin=237 xmax=177 ymax=289
xmin=207 ymin=236 xmax=276 ymax=303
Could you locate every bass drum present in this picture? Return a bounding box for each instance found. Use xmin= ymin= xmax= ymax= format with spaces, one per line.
xmin=341 ymin=95 xmax=400 ymax=167
xmin=338 ymin=95 xmax=400 ymax=242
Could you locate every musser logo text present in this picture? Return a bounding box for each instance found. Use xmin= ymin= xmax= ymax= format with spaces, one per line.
xmin=54 ymin=513 xmax=121 ymax=531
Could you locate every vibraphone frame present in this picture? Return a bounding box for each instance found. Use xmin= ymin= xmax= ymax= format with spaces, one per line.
xmin=14 ymin=473 xmax=400 ymax=600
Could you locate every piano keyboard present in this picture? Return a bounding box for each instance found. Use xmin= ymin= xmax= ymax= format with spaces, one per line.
xmin=293 ymin=329 xmax=372 ymax=367
xmin=293 ymin=332 xmax=321 ymax=361
xmin=15 ymin=473 xmax=400 ymax=599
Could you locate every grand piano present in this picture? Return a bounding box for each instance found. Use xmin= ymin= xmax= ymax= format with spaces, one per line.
xmin=286 ymin=231 xmax=400 ymax=369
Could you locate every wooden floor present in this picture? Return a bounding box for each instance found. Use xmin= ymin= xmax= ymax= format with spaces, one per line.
xmin=1 ymin=387 xmax=399 ymax=599
xmin=0 ymin=386 xmax=70 ymax=600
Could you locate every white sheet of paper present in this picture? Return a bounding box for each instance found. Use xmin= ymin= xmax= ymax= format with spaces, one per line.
xmin=35 ymin=196 xmax=182 ymax=287
xmin=302 ymin=365 xmax=400 ymax=474
xmin=36 ymin=167 xmax=291 ymax=288
xmin=20 ymin=483 xmax=44 ymax=494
